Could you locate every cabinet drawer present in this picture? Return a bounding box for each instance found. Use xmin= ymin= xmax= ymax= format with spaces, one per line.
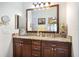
xmin=42 ymin=41 xmax=71 ymax=48
xmin=23 ymin=39 xmax=31 ymax=44
xmin=32 ymin=45 xmax=41 ymax=51
xmin=32 ymin=50 xmax=41 ymax=57
xmin=32 ymin=40 xmax=41 ymax=45
xmin=42 ymin=41 xmax=51 ymax=47
xmin=52 ymin=41 xmax=71 ymax=47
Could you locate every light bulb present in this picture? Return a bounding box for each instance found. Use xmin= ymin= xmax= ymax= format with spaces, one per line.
xmin=45 ymin=2 xmax=49 ymax=6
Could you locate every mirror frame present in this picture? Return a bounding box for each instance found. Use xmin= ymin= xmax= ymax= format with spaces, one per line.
xmin=26 ymin=4 xmax=59 ymax=33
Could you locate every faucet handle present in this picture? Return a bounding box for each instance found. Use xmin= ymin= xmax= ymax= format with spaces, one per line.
xmin=37 ymin=31 xmax=39 ymax=36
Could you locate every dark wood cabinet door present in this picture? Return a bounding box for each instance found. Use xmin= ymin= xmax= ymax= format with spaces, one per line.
xmin=13 ymin=42 xmax=22 ymax=57
xmin=42 ymin=41 xmax=71 ymax=57
xmin=22 ymin=44 xmax=31 ymax=57
xmin=13 ymin=38 xmax=71 ymax=57
xmin=53 ymin=42 xmax=71 ymax=57
xmin=22 ymin=40 xmax=31 ymax=57
xmin=13 ymin=38 xmax=22 ymax=57
xmin=54 ymin=46 xmax=71 ymax=57
xmin=32 ymin=40 xmax=41 ymax=57
xmin=42 ymin=46 xmax=52 ymax=57
xmin=42 ymin=41 xmax=53 ymax=57
xmin=13 ymin=38 xmax=32 ymax=57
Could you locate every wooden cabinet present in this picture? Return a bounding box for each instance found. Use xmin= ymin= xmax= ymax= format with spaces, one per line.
xmin=13 ymin=38 xmax=22 ymax=57
xmin=32 ymin=40 xmax=41 ymax=57
xmin=42 ymin=41 xmax=71 ymax=57
xmin=42 ymin=46 xmax=52 ymax=56
xmin=13 ymin=38 xmax=31 ymax=57
xmin=13 ymin=38 xmax=71 ymax=57
xmin=22 ymin=39 xmax=31 ymax=57
xmin=42 ymin=41 xmax=52 ymax=56
xmin=54 ymin=46 xmax=69 ymax=57
xmin=53 ymin=42 xmax=71 ymax=57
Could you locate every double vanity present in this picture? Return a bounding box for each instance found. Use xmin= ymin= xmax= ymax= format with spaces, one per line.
xmin=13 ymin=34 xmax=72 ymax=57
xmin=13 ymin=4 xmax=72 ymax=57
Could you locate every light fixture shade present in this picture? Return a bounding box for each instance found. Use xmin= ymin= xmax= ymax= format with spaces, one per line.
xmin=33 ymin=2 xmax=37 ymax=7
xmin=32 ymin=2 xmax=51 ymax=10
xmin=45 ymin=2 xmax=49 ymax=6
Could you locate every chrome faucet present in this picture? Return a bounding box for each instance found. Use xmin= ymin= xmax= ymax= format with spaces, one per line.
xmin=37 ymin=31 xmax=40 ymax=36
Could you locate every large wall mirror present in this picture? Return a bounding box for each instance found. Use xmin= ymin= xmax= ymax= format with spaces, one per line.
xmin=26 ymin=4 xmax=59 ymax=33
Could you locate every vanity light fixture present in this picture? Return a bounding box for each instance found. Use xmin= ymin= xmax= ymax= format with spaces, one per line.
xmin=32 ymin=2 xmax=51 ymax=9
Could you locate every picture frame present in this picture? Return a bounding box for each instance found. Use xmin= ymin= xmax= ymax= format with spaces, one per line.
xmin=38 ymin=18 xmax=45 ymax=24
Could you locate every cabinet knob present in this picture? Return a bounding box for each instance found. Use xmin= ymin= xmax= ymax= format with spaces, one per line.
xmin=52 ymin=48 xmax=53 ymax=50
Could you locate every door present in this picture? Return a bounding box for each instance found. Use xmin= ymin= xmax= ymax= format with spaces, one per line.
xmin=53 ymin=42 xmax=71 ymax=57
xmin=13 ymin=38 xmax=23 ymax=57
xmin=42 ymin=41 xmax=54 ymax=57
xmin=32 ymin=40 xmax=41 ymax=57
xmin=22 ymin=40 xmax=31 ymax=57
xmin=13 ymin=42 xmax=22 ymax=57
xmin=42 ymin=46 xmax=52 ymax=57
xmin=54 ymin=46 xmax=69 ymax=57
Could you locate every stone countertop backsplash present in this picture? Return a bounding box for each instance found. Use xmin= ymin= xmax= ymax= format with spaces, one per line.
xmin=12 ymin=33 xmax=72 ymax=43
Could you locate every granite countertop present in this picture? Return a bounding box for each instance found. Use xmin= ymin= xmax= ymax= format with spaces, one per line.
xmin=12 ymin=34 xmax=72 ymax=42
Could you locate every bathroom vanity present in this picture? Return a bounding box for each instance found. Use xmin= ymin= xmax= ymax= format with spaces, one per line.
xmin=13 ymin=35 xmax=72 ymax=57
xmin=13 ymin=4 xmax=71 ymax=57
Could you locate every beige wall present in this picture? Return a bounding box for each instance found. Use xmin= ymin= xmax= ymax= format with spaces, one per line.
xmin=0 ymin=2 xmax=23 ymax=57
xmin=67 ymin=3 xmax=79 ymax=56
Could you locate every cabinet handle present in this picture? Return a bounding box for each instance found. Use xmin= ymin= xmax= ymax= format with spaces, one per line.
xmin=19 ymin=44 xmax=22 ymax=46
xmin=16 ymin=43 xmax=19 ymax=46
xmin=52 ymin=48 xmax=54 ymax=50
xmin=54 ymin=48 xmax=56 ymax=51
xmin=32 ymin=54 xmax=39 ymax=56
xmin=34 ymin=48 xmax=38 ymax=50
xmin=51 ymin=45 xmax=56 ymax=47
xmin=19 ymin=44 xmax=23 ymax=46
